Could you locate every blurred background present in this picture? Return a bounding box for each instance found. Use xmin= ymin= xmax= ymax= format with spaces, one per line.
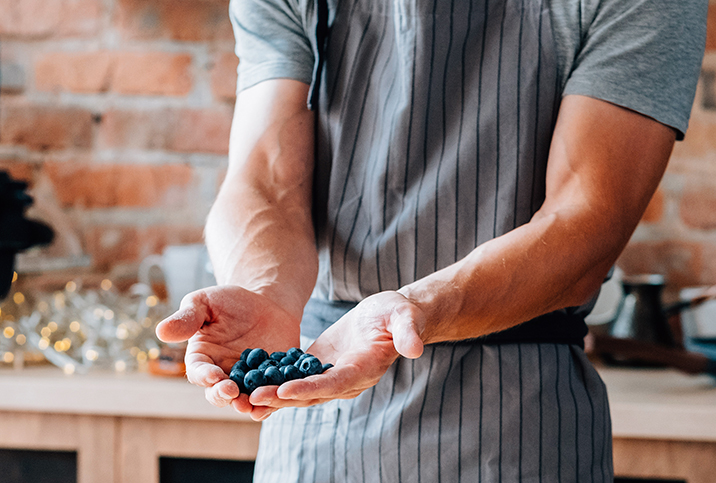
xmin=0 ymin=1 xmax=715 ymax=482
xmin=0 ymin=0 xmax=714 ymax=298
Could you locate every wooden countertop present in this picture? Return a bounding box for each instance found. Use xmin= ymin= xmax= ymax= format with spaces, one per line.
xmin=598 ymin=365 xmax=716 ymax=442
xmin=0 ymin=366 xmax=252 ymax=422
xmin=2 ymin=365 xmax=716 ymax=441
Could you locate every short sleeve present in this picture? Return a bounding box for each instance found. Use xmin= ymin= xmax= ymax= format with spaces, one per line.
xmin=563 ymin=0 xmax=709 ymax=140
xmin=229 ymin=0 xmax=315 ymax=93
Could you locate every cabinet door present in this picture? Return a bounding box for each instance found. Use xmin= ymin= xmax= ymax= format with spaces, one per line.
xmin=117 ymin=417 xmax=260 ymax=483
xmin=0 ymin=412 xmax=116 ymax=483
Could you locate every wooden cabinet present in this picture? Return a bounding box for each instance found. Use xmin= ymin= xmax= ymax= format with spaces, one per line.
xmin=0 ymin=368 xmax=260 ymax=483
xmin=2 ymin=366 xmax=716 ymax=482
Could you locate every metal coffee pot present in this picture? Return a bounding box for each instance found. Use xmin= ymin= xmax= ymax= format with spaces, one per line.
xmin=609 ymin=274 xmax=677 ymax=347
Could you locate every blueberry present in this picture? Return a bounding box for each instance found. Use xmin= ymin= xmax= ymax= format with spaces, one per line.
xmin=244 ymin=369 xmax=267 ymax=393
xmin=235 ymin=360 xmax=250 ymax=373
xmin=280 ymin=355 xmax=298 ymax=366
xmin=246 ymin=348 xmax=269 ymax=369
xmin=240 ymin=348 xmax=252 ymax=362
xmin=299 ymin=356 xmax=322 ymax=376
xmin=229 ymin=368 xmax=247 ymax=393
xmin=321 ymin=363 xmax=334 ymax=374
xmin=264 ymin=366 xmax=285 ymax=386
xmin=281 ymin=364 xmax=303 ymax=382
xmin=286 ymin=347 xmax=303 ymax=360
xmin=294 ymin=353 xmax=312 ymax=367
xmin=258 ymin=359 xmax=279 ymax=371
xmin=269 ymin=351 xmax=286 ymax=362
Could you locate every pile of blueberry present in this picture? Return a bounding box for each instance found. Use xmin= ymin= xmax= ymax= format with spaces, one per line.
xmin=229 ymin=347 xmax=333 ymax=394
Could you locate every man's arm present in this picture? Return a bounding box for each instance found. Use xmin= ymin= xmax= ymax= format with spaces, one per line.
xmin=156 ymin=79 xmax=317 ymax=416
xmin=398 ymin=94 xmax=675 ymax=346
xmin=260 ymin=94 xmax=675 ymax=409
xmin=206 ymin=79 xmax=318 ymax=320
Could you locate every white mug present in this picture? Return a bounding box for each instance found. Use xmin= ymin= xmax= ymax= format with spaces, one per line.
xmin=139 ymin=244 xmax=216 ymax=309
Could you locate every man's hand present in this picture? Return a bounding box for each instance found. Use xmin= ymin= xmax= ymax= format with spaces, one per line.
xmin=155 ymin=285 xmax=301 ymax=414
xmin=245 ymin=291 xmax=426 ymax=420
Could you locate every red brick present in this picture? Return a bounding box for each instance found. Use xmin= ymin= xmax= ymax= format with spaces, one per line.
xmin=0 ymin=0 xmax=101 ymax=38
xmin=171 ymin=108 xmax=232 ymax=154
xmin=209 ymin=51 xmax=239 ymax=101
xmin=98 ymin=109 xmax=174 ymax=150
xmin=0 ymin=0 xmax=61 ymax=38
xmin=679 ymin=180 xmax=716 ymax=229
xmin=707 ymin=4 xmax=716 ymax=51
xmin=618 ymin=240 xmax=703 ymax=289
xmin=0 ymin=101 xmax=94 ymax=151
xmin=116 ymin=0 xmax=234 ymax=42
xmin=671 ymin=114 xmax=716 ymax=162
xmin=98 ymin=108 xmax=232 ymax=154
xmin=44 ymin=161 xmax=193 ymax=208
xmin=112 ymin=52 xmax=193 ymax=96
xmin=640 ymin=188 xmax=664 ymax=224
xmin=58 ymin=0 xmax=103 ymax=37
xmin=35 ymin=51 xmax=112 ymax=94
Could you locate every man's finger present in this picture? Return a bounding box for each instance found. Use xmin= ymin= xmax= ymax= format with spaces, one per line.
xmin=275 ymin=365 xmax=359 ymax=400
xmin=155 ymin=292 xmax=210 ymax=343
xmin=204 ymin=379 xmax=240 ymax=407
xmin=185 ymin=353 xmax=227 ymax=387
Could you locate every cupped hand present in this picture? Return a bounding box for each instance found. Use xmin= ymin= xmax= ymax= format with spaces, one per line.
xmin=246 ymin=291 xmax=426 ymax=420
xmin=155 ymin=285 xmax=300 ymax=415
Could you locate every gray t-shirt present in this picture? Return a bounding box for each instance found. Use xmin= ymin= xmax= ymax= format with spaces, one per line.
xmin=229 ymin=0 xmax=707 ymax=343
xmin=231 ymin=0 xmax=707 ymax=139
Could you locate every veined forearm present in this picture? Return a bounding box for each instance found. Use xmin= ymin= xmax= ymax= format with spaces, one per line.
xmin=205 ymin=182 xmax=318 ymax=321
xmin=397 ymin=207 xmax=621 ymax=345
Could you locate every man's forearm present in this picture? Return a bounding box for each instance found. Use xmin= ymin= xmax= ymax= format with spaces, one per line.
xmin=205 ymin=80 xmax=318 ymax=322
xmin=398 ymin=95 xmax=675 ymax=346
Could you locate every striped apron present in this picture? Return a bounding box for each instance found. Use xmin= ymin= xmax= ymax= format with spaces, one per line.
xmin=254 ymin=0 xmax=613 ymax=480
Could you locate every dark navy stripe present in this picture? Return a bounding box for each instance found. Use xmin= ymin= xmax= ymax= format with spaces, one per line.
xmin=397 ymin=359 xmax=416 ymax=482
xmin=458 ymin=357 xmax=464 ymax=483
xmin=493 ymin=0 xmax=506 ymax=239
xmin=498 ymin=344 xmax=504 ymax=482
xmin=414 ymin=0 xmax=440 ymax=281
xmin=568 ymin=352 xmax=579 ymax=482
xmin=455 ymin=0 xmax=473 ymax=263
xmin=475 ymin=0 xmax=489 ymax=246
xmin=555 ymin=345 xmax=562 ymax=482
xmin=518 ymin=343 xmax=523 ymax=480
xmin=360 ymin=386 xmax=377 ymax=483
xmin=396 ymin=10 xmax=421 ymax=289
xmin=378 ymin=358 xmax=401 ymax=482
xmin=531 ymin=0 xmax=544 ymax=214
xmin=328 ymin=14 xmax=375 ymax=273
xmin=344 ymin=397 xmax=358 ymax=482
xmin=437 ymin=345 xmax=457 ymax=483
xmin=434 ymin=0 xmax=456 ymax=272
xmin=513 ymin=0 xmax=524 ymax=228
xmin=340 ymin=11 xmax=390 ymax=295
xmin=416 ymin=346 xmax=436 ymax=483
xmin=478 ymin=346 xmax=484 ymax=481
xmin=538 ymin=344 xmax=543 ymax=483
xmin=579 ymin=356 xmax=596 ymax=482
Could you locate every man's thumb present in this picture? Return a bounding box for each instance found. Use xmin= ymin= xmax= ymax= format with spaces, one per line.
xmin=155 ymin=295 xmax=209 ymax=343
xmin=389 ymin=307 xmax=425 ymax=360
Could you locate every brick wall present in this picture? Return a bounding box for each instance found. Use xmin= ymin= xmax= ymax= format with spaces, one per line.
xmin=0 ymin=0 xmax=715 ymax=295
xmin=0 ymin=0 xmax=237 ymax=285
